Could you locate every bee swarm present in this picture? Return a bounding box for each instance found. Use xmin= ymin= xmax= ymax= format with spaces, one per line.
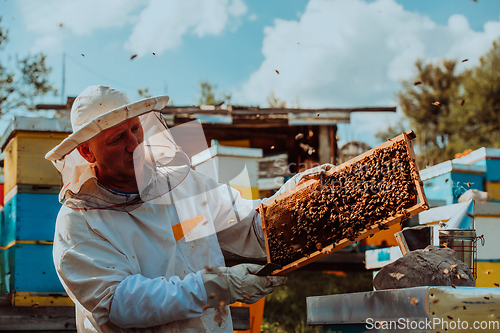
xmin=264 ymin=140 xmax=419 ymax=267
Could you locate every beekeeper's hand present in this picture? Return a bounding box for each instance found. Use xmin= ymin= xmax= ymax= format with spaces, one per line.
xmin=269 ymin=163 xmax=334 ymax=199
xmin=200 ymin=264 xmax=287 ymax=307
xmin=296 ymin=163 xmax=334 ymax=185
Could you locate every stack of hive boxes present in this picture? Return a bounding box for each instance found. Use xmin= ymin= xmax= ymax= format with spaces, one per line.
xmin=0 ymin=117 xmax=71 ymax=303
xmin=420 ymin=147 xmax=500 ymax=206
xmin=191 ymin=144 xmax=263 ymax=200
xmin=191 ymin=144 xmax=265 ymax=333
xmin=453 ymin=148 xmax=500 ymax=202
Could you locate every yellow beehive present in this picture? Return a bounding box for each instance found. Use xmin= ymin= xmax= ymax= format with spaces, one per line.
xmin=191 ymin=145 xmax=263 ymax=200
xmin=1 ymin=117 xmax=71 ymax=196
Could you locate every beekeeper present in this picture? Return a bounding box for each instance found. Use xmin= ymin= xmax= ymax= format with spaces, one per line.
xmin=46 ymin=85 xmax=331 ymax=333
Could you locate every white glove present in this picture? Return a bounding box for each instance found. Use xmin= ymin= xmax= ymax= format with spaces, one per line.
xmin=255 ymin=164 xmax=334 ymax=246
xmin=200 ymin=264 xmax=287 ymax=307
xmin=266 ymin=163 xmax=334 ymax=200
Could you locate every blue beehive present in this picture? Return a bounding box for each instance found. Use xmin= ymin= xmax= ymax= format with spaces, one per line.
xmin=420 ymin=148 xmax=500 ymax=207
xmin=1 ymin=191 xmax=64 ymax=293
xmin=453 ymin=148 xmax=500 ymax=201
xmin=420 ymin=161 xmax=485 ymax=206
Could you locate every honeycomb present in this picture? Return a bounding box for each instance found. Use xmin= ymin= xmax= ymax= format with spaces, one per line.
xmin=263 ymin=139 xmax=419 ymax=268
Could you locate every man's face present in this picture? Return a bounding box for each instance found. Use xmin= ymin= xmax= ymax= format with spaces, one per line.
xmin=78 ymin=117 xmax=144 ymax=191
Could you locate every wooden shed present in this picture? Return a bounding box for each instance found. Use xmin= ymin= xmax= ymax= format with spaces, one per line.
xmin=161 ymin=105 xmax=396 ymax=173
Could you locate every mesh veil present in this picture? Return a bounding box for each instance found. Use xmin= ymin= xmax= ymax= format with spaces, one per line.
xmin=52 ymin=112 xmax=191 ymax=211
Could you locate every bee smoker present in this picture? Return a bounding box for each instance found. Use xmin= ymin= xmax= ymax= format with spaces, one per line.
xmin=438 ymin=229 xmax=484 ymax=278
xmin=437 ymin=200 xmax=484 ymax=278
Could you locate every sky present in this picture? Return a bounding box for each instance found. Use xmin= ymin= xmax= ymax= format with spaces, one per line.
xmin=1 ymin=0 xmax=500 ymax=148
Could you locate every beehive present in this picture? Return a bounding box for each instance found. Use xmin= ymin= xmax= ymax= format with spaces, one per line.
xmin=0 ymin=117 xmax=70 ymax=295
xmin=192 ymin=145 xmax=263 ymax=200
xmin=258 ymin=130 xmax=428 ymax=275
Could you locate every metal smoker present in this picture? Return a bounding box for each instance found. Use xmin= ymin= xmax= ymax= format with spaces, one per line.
xmin=438 ymin=200 xmax=484 ymax=278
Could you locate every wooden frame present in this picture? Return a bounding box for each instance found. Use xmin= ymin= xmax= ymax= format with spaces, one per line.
xmin=258 ymin=130 xmax=429 ymax=275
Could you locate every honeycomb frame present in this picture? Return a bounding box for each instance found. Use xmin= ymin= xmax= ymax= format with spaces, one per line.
xmin=258 ymin=130 xmax=429 ymax=275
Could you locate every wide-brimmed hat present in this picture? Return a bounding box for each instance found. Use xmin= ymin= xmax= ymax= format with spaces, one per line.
xmin=45 ymin=85 xmax=169 ymax=161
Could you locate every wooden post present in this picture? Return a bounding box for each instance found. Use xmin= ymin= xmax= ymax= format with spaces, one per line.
xmin=318 ymin=125 xmax=330 ymax=164
xmin=330 ymin=124 xmax=338 ymax=165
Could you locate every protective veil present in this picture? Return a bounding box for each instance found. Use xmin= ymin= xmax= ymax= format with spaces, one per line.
xmin=47 ymin=86 xmax=268 ymax=332
xmin=51 ymin=111 xmax=193 ymax=212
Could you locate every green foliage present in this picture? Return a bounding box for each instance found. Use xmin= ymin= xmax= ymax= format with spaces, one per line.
xmin=137 ymin=87 xmax=152 ymax=99
xmin=198 ymin=80 xmax=231 ymax=106
xmin=381 ymin=37 xmax=500 ymax=167
xmin=267 ymin=90 xmax=287 ymax=108
xmin=262 ymin=270 xmax=373 ymax=333
xmin=15 ymin=53 xmax=55 ymax=109
xmin=375 ymin=121 xmax=408 ymax=143
xmin=394 ymin=59 xmax=460 ymax=167
xmin=0 ymin=18 xmax=56 ymax=115
xmin=453 ymin=40 xmax=500 ymax=149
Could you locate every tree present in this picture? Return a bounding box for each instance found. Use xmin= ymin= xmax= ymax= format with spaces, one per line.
xmin=267 ymin=90 xmax=287 ymax=108
xmin=377 ymin=59 xmax=462 ymax=167
xmin=0 ymin=18 xmax=56 ymax=115
xmin=137 ymin=87 xmax=152 ymax=99
xmin=378 ymin=38 xmax=500 ymax=168
xmin=452 ymin=39 xmax=500 ymax=149
xmin=197 ymin=80 xmax=231 ymax=106
xmin=394 ymin=59 xmax=460 ymax=167
xmin=379 ymin=38 xmax=500 ymax=168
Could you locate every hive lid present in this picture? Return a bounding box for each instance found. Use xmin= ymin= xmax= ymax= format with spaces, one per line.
xmin=191 ymin=145 xmax=263 ymax=166
xmin=419 ymin=160 xmax=486 ymax=181
xmin=0 ymin=117 xmax=72 ymax=151
xmin=452 ymin=147 xmax=500 ymax=165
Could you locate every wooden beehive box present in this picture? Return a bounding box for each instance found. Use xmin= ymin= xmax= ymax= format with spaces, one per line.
xmin=258 ymin=130 xmax=428 ymax=275
xmin=0 ymin=117 xmax=70 ymax=295
xmin=1 ymin=117 xmax=71 ymax=195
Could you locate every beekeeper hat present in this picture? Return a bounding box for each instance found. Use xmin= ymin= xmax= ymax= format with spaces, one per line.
xmin=45 ymin=85 xmax=170 ymax=161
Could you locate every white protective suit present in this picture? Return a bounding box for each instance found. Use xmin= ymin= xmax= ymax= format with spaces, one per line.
xmin=49 ymin=85 xmax=325 ymax=333
xmin=53 ymin=164 xmax=266 ymax=332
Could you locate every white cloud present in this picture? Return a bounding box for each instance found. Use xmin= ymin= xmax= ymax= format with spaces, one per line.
xmin=124 ymin=0 xmax=248 ymax=56
xmin=228 ymin=0 xmax=248 ymax=17
xmin=30 ymin=34 xmax=63 ymax=55
xmin=235 ymin=0 xmax=500 ymax=146
xmin=19 ymin=0 xmax=144 ymax=35
xmin=18 ymin=0 xmax=247 ymax=57
xmin=18 ymin=0 xmax=145 ymax=54
xmin=249 ymin=14 xmax=258 ymax=22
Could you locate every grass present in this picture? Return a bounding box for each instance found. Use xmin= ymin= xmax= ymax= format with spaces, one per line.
xmin=261 ymin=269 xmax=373 ymax=333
